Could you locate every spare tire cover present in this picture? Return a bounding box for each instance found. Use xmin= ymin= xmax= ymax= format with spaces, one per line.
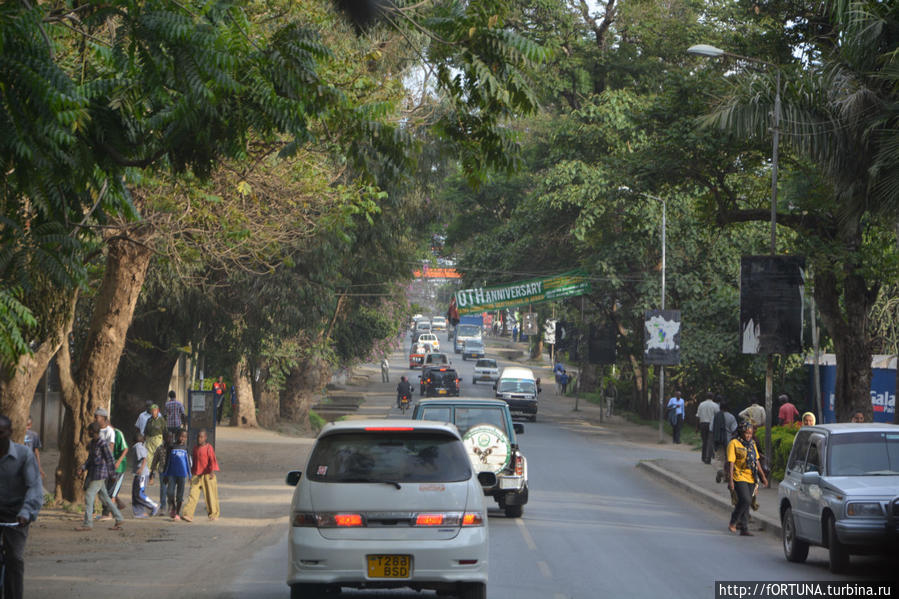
xmin=462 ymin=424 xmax=511 ymax=474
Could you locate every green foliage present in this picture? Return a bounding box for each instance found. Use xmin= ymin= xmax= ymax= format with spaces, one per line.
xmin=769 ymin=425 xmax=800 ymax=482
xmin=0 ymin=288 xmax=37 ymax=371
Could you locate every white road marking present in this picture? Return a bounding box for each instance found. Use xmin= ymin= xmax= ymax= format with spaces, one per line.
xmin=515 ymin=517 xmax=537 ymax=551
xmin=537 ymin=560 xmax=552 ymax=578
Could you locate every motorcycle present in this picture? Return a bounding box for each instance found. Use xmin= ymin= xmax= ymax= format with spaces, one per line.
xmin=399 ymin=393 xmax=411 ymax=414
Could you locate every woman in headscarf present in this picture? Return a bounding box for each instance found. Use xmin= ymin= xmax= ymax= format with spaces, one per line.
xmin=727 ymin=421 xmax=768 ymax=536
xmin=801 ymin=412 xmax=816 ymax=426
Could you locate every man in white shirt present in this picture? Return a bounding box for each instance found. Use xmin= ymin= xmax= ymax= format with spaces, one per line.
xmin=94 ymin=407 xmax=115 ymax=449
xmin=666 ymin=390 xmax=686 ymax=444
xmin=134 ymin=401 xmax=153 ymax=436
xmin=738 ymin=402 xmax=766 ymax=429
xmin=696 ymin=392 xmax=720 ymax=464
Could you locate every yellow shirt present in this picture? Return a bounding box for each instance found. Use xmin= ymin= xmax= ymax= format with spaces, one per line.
xmin=727 ymin=438 xmax=758 ymax=483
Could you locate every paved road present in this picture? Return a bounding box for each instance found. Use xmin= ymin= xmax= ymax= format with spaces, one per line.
xmin=227 ymin=330 xmax=887 ymax=598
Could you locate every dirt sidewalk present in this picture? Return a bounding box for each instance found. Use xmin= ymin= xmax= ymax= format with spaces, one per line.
xmin=25 ymin=426 xmax=315 ymax=599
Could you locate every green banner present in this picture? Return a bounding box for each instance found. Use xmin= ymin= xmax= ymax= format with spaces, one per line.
xmin=455 ymin=270 xmax=591 ymax=314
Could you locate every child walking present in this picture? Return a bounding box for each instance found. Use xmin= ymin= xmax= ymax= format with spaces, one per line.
xmin=148 ymin=432 xmax=172 ymax=515
xmin=162 ymin=430 xmax=191 ymax=520
xmin=181 ymin=429 xmax=220 ymax=522
xmin=130 ymin=433 xmax=159 ymax=518
xmin=75 ymin=422 xmax=124 ymax=531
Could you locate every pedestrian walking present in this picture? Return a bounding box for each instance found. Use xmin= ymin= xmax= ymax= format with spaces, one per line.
xmin=164 ymin=390 xmax=185 ymax=437
xmin=75 ymin=422 xmax=124 ymax=532
xmin=143 ymin=403 xmax=166 ymax=465
xmin=213 ymin=376 xmax=226 ymax=423
xmin=381 ymin=358 xmax=390 ymax=383
xmin=148 ymin=432 xmax=172 ymax=515
xmin=738 ymin=401 xmax=766 ymax=429
xmin=162 ymin=430 xmax=191 ymax=520
xmin=776 ymin=393 xmax=800 ymax=426
xmin=99 ymin=425 xmax=128 ymax=520
xmin=0 ymin=414 xmax=43 ymax=599
xmin=559 ymin=370 xmax=570 ymax=395
xmin=23 ymin=416 xmax=45 ymax=480
xmin=134 ymin=400 xmax=153 ymax=436
xmin=553 ymin=361 xmax=565 ymax=395
xmin=713 ymin=399 xmax=738 ymax=483
xmin=229 ymin=384 xmax=237 ymax=423
xmin=181 ymin=429 xmax=220 ymax=522
xmin=666 ymin=390 xmax=686 ymax=444
xmin=94 ymin=407 xmax=115 ymax=449
xmin=130 ymin=433 xmax=159 ymax=518
xmin=696 ymin=392 xmax=720 ymax=464
xmin=727 ymin=422 xmax=768 ymax=536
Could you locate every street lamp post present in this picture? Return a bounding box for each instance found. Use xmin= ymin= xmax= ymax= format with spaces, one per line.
xmin=687 ymin=43 xmax=780 ymax=466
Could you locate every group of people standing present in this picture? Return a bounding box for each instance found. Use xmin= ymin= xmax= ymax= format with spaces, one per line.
xmin=71 ymin=390 xmax=221 ymax=531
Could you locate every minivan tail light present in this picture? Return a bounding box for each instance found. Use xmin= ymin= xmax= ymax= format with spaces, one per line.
xmin=292 ymin=512 xmax=318 ymax=527
xmin=415 ymin=513 xmax=445 ymax=526
xmin=334 ymin=513 xmax=364 ymax=527
xmin=364 ymin=427 xmax=414 ymax=431
xmin=515 ymin=455 xmax=524 ymax=476
xmin=462 ymin=512 xmax=484 ymax=526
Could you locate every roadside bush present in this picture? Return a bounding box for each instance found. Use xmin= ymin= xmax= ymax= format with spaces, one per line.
xmin=309 ymin=410 xmax=327 ymax=432
xmin=769 ymin=425 xmax=800 ymax=482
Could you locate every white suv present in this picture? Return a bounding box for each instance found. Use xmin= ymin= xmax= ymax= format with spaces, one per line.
xmin=286 ymin=420 xmax=491 ymax=599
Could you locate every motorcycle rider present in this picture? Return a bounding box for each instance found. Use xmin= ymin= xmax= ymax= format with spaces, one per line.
xmin=396 ymin=376 xmax=413 ymax=409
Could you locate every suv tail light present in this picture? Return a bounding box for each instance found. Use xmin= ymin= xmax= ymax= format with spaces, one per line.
xmin=515 ymin=455 xmax=524 ymax=476
xmin=292 ymin=512 xmax=365 ymax=527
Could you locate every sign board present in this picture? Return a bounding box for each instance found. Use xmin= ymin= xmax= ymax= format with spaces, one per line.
xmin=454 ymin=270 xmax=591 ymax=315
xmin=523 ymin=313 xmax=538 ymax=335
xmin=543 ymin=319 xmax=557 ymax=345
xmin=589 ymin=322 xmax=617 ymax=365
xmin=187 ymin=390 xmax=217 ymax=451
xmin=644 ymin=310 xmax=681 ymax=365
xmin=740 ymin=256 xmax=805 ymax=354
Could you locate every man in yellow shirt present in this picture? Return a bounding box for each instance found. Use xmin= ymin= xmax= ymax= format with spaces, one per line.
xmin=726 ymin=422 xmax=768 ymax=536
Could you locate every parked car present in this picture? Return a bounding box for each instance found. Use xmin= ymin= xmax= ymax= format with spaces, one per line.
xmin=286 ymin=420 xmax=491 ymax=599
xmin=472 ymin=359 xmax=499 ymax=385
xmin=413 ymin=398 xmax=528 ymax=518
xmin=422 ymin=367 xmax=460 ymax=397
xmin=417 ymin=333 xmax=439 ymax=352
xmin=431 ymin=316 xmax=447 ymax=331
xmin=494 ymin=367 xmax=540 ymax=421
xmin=778 ymin=423 xmax=899 ymax=573
xmin=461 ymin=339 xmax=486 ymax=361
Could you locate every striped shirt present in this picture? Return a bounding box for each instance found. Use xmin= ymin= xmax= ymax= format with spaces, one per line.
xmin=164 ymin=400 xmax=185 ymax=429
xmin=83 ymin=438 xmax=116 ymax=481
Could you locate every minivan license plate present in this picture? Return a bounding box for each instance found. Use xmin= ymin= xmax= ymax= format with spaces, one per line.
xmin=438 ymin=389 xmax=447 ymax=394
xmin=367 ymin=555 xmax=411 ymax=578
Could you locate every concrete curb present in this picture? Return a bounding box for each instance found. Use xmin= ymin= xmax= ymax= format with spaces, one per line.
xmin=636 ymin=459 xmax=783 ymax=540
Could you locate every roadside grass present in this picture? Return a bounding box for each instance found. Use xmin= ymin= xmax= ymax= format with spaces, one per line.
xmin=617 ymin=410 xmax=702 ymax=450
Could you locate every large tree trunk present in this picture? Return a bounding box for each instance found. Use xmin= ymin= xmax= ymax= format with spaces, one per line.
xmin=0 ymin=293 xmax=75 ymax=443
xmin=56 ymin=232 xmax=154 ymax=502
xmin=112 ymin=346 xmax=178 ymax=439
xmin=280 ymin=355 xmax=331 ymax=427
xmin=815 ymin=259 xmax=878 ymax=422
xmin=230 ymin=357 xmax=257 ymax=427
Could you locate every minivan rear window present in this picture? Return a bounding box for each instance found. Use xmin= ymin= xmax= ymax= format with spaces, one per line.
xmin=498 ymin=378 xmax=536 ymax=394
xmin=306 ymin=432 xmax=471 ymax=483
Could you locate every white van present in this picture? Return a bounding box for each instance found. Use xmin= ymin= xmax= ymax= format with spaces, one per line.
xmin=494 ymin=366 xmax=540 ymax=421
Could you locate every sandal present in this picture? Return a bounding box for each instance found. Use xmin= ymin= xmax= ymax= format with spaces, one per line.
xmin=109 ymin=523 xmax=124 ymax=531
xmin=181 ymin=516 xmax=193 ymax=523
xmin=74 ymin=526 xmax=92 ymax=532
xmin=727 ymin=524 xmax=737 ymax=534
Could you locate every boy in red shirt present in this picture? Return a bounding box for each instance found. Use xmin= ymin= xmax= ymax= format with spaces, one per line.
xmin=181 ymin=429 xmax=220 ymax=522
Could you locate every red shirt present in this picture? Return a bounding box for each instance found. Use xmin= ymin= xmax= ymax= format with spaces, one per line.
xmin=778 ymin=402 xmax=800 ymax=425
xmin=192 ymin=443 xmax=220 ymax=476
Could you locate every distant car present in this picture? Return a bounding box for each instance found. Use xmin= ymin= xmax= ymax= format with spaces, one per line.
xmin=778 ymin=423 xmax=899 ymax=573
xmin=286 ymin=420 xmax=491 ymax=599
xmin=418 ymin=333 xmax=439 ymax=352
xmin=431 ymin=317 xmax=447 ymax=331
xmin=472 ymin=359 xmax=499 ymax=385
xmin=461 ymin=339 xmax=486 ymax=361
xmin=422 ymin=367 xmax=460 ymax=397
xmin=453 ymin=324 xmax=482 ymax=354
xmin=494 ymin=367 xmax=540 ymax=421
xmin=413 ymin=398 xmax=529 ymax=518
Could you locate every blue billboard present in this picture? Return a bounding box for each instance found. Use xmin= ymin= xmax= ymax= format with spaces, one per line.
xmin=810 ymin=355 xmax=896 ymax=423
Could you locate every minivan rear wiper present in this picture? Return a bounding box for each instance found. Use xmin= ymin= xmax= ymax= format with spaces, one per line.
xmin=341 ymin=477 xmax=402 ymax=489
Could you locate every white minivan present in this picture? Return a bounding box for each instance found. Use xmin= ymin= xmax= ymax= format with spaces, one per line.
xmin=494 ymin=366 xmax=540 ymax=421
xmin=286 ymin=420 xmax=492 ymax=599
